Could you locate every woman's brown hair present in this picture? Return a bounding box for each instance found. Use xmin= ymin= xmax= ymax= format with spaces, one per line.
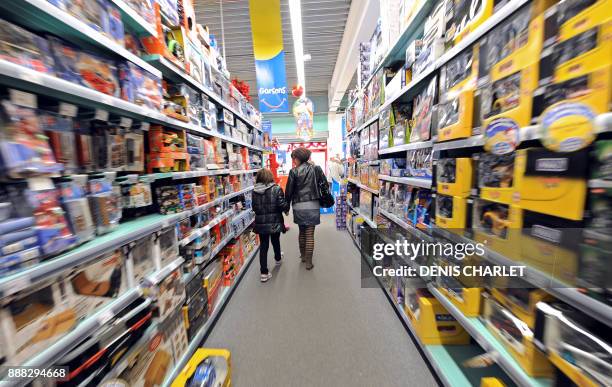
xmin=291 ymin=147 xmax=311 ymax=164
xmin=256 ymin=168 xmax=275 ymax=185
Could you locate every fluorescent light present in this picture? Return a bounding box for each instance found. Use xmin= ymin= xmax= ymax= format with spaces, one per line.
xmin=289 ymin=0 xmax=305 ymax=96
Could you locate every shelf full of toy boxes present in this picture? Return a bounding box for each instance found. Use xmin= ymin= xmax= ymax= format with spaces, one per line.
xmin=0 ymin=182 xmax=259 ymax=384
xmin=344 ymin=0 xmax=612 ymax=385
xmin=0 ymin=0 xmax=265 ymax=152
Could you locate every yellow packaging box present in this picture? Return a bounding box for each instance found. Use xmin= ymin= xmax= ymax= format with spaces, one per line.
xmin=482 ymin=295 xmax=553 ymax=377
xmin=404 ymin=289 xmax=470 ymax=345
xmin=472 ymin=198 xmax=523 ymax=259
xmin=437 ymin=157 xmax=473 ymax=197
xmin=491 ymin=287 xmax=552 ymax=328
xmin=171 ymin=348 xmax=232 ymax=387
xmin=435 ymin=194 xmax=468 ymax=229
xmin=477 ymin=153 xmax=517 ymax=205
xmin=514 ymin=148 xmax=588 ymax=221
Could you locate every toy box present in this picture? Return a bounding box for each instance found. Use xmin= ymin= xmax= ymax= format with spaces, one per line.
xmin=407 ymin=188 xmax=432 ymax=229
xmin=88 ymin=177 xmax=122 ymax=235
xmin=119 ymin=61 xmax=163 ymax=111
xmin=182 ymin=285 xmax=208 ymax=340
xmin=491 ymin=284 xmax=552 ymax=328
xmin=472 ymin=198 xmax=522 ymax=259
xmin=392 ymin=103 xmax=412 ymax=146
xmin=410 ymin=77 xmax=436 ymax=142
xmin=514 ymin=148 xmax=588 ymax=221
xmin=444 ymin=0 xmax=495 ymax=46
xmin=171 ymin=348 xmax=232 ymax=387
xmin=436 ymin=260 xmax=483 ymax=317
xmin=477 ymin=153 xmax=516 ymax=205
xmin=407 ymin=147 xmax=432 ymax=179
xmin=435 ymin=194 xmax=468 ymax=229
xmin=437 ymin=46 xmax=478 ymax=142
xmin=0 ymin=19 xmax=54 ymax=73
xmin=0 ymin=101 xmax=63 ymax=178
xmin=54 ymin=297 xmax=153 ymax=386
xmin=0 ymin=277 xmax=85 ymax=365
xmin=404 ymin=288 xmax=470 ymax=345
xmin=535 ymin=302 xmax=610 ymax=387
xmin=148 ymin=126 xmax=189 ymax=173
xmin=115 ymin=307 xmax=188 ymax=387
xmin=437 ymin=157 xmax=473 ymax=197
xmin=519 ymin=210 xmax=581 ymax=284
xmin=67 ymin=248 xmax=128 ymax=315
xmin=482 ymin=295 xmax=553 ymax=377
xmin=28 ymin=187 xmax=77 ymax=255
xmin=156 ymin=185 xmax=181 ymax=214
xmin=49 ymin=37 xmax=120 ymax=97
xmin=39 ymin=111 xmax=78 ymax=174
xmin=477 ymin=2 xmax=550 ymax=131
xmin=538 ymin=1 xmax=611 ymax=152
xmin=127 ymin=235 xmax=155 ymax=286
xmin=145 ymin=265 xmax=186 ymax=321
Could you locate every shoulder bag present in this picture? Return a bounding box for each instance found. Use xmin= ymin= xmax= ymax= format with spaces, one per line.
xmin=313 ymin=165 xmax=334 ymax=208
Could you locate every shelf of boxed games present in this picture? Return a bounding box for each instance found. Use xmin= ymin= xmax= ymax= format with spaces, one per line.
xmin=163 ymin=244 xmax=259 ymax=387
xmin=0 ymin=61 xmax=266 ymax=152
xmin=379 ymin=175 xmax=432 ymax=189
xmin=348 ymin=0 xmax=437 ymax=106
xmin=357 ymin=241 xmax=481 ymax=387
xmin=6 ymin=211 xmax=256 ymax=379
xmin=145 ymin=55 xmax=263 ymax=132
xmin=427 ymin=286 xmax=550 ymax=387
xmin=349 ymin=113 xmax=380 ymax=136
xmin=0 ymin=186 xmax=255 ymax=298
xmin=347 ymin=178 xmax=379 ymax=195
xmin=108 ymin=0 xmax=158 ymax=38
xmin=157 ymin=168 xmax=258 ymax=180
xmin=0 ymin=0 xmax=161 ymax=78
xmin=378 ymin=0 xmax=534 ymax=112
xmin=378 ymin=140 xmax=434 ymax=155
xmin=179 ymin=210 xmax=236 ymax=247
xmin=379 ymin=204 xmax=612 ymax=329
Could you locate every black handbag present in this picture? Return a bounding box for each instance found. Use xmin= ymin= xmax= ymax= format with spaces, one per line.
xmin=313 ymin=165 xmax=334 ymax=208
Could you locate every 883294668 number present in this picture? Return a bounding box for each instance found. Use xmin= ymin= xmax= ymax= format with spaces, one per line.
xmin=1 ymin=366 xmax=69 ymax=382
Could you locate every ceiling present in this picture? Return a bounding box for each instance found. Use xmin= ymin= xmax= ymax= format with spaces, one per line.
xmin=194 ymin=0 xmax=352 ymax=110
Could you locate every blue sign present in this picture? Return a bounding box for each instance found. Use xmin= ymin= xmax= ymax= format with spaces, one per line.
xmin=256 ymin=51 xmax=289 ymax=113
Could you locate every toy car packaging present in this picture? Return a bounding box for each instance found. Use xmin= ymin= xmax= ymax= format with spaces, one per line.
xmin=58 ymin=179 xmax=95 ymax=244
xmin=119 ymin=61 xmax=163 ymax=111
xmin=39 ymin=111 xmax=78 ymax=174
xmin=410 ymin=77 xmax=436 ymax=142
xmin=537 ymin=0 xmax=612 ymax=153
xmin=0 ymin=18 xmax=55 ymax=73
xmin=437 ymin=157 xmax=473 ymax=197
xmin=0 ymin=100 xmax=63 ymax=178
xmin=477 ymin=152 xmax=516 ymax=204
xmin=88 ymin=177 xmax=122 ymax=235
xmin=437 ymin=46 xmax=478 ymax=141
xmin=477 ymin=1 xmax=552 ymax=132
xmin=435 ymin=194 xmax=468 ymax=229
xmin=444 ymin=0 xmax=495 ymax=46
xmin=49 ymin=37 xmax=120 ymax=97
xmin=472 ymin=198 xmax=522 ymax=258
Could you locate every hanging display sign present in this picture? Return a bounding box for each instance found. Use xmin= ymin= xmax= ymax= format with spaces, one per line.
xmin=249 ymin=0 xmax=289 ymax=113
xmin=293 ymin=97 xmax=314 ymax=140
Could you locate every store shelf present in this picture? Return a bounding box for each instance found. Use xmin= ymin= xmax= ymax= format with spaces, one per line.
xmin=25 ymin=287 xmax=143 ymax=369
xmin=0 ymin=213 xmax=180 ymax=297
xmin=433 ymin=135 xmax=485 ymax=151
xmin=109 ymin=0 xmax=157 ymax=37
xmin=355 ymin=0 xmax=436 ymax=94
xmin=350 ymin=114 xmax=380 ymax=135
xmin=378 ymin=208 xmax=434 ymax=242
xmin=379 ymin=175 xmax=432 ymax=188
xmin=379 ymin=140 xmax=433 ymax=155
xmin=163 ymin=245 xmax=259 ymax=387
xmin=432 ymin=226 xmax=612 ymax=328
xmin=0 ymin=60 xmax=265 ymax=152
xmin=229 ymin=169 xmax=258 ymax=175
xmin=179 ymin=210 xmax=235 ymax=247
xmin=347 ymin=178 xmax=379 ymax=195
xmin=0 ymin=0 xmax=161 ymax=77
xmin=145 ymin=55 xmax=260 ymax=130
xmin=358 ymin=243 xmax=479 ymax=387
xmin=0 ymin=187 xmax=253 ymax=297
xmin=588 ymin=179 xmax=612 ymax=188
xmin=146 ymin=257 xmax=185 ymax=285
xmin=428 ymin=286 xmax=551 ymax=387
xmin=348 ymin=204 xmax=377 ymax=228
xmin=378 ymin=0 xmax=532 ymax=111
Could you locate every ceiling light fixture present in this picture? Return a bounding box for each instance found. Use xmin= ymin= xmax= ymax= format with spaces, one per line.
xmin=289 ymin=0 xmax=306 ymax=96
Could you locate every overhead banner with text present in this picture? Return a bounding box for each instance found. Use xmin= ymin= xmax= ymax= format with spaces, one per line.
xmin=249 ymin=0 xmax=289 ymax=113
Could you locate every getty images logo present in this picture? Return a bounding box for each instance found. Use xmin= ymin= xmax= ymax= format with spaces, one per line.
xmin=259 ymin=86 xmax=287 ymax=95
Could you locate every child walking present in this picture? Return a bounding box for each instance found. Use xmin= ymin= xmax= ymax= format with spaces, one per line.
xmin=252 ymin=169 xmax=289 ymax=282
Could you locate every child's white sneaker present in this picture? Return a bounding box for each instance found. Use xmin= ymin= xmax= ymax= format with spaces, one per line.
xmin=260 ymin=273 xmax=272 ymax=282
xmin=275 ymin=252 xmax=284 ymax=266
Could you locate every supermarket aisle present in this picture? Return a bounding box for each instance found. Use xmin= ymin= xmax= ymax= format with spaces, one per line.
xmin=206 ymin=215 xmax=439 ymax=387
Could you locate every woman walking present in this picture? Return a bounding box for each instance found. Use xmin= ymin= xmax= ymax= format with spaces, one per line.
xmin=252 ymin=168 xmax=289 ymax=282
xmin=284 ymin=147 xmax=326 ymax=270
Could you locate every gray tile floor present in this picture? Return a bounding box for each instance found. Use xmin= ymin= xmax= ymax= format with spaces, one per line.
xmin=205 ymin=215 xmax=439 ymax=387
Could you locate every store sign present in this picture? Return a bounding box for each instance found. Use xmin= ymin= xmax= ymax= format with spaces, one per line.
xmin=249 ymin=0 xmax=289 ymax=113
